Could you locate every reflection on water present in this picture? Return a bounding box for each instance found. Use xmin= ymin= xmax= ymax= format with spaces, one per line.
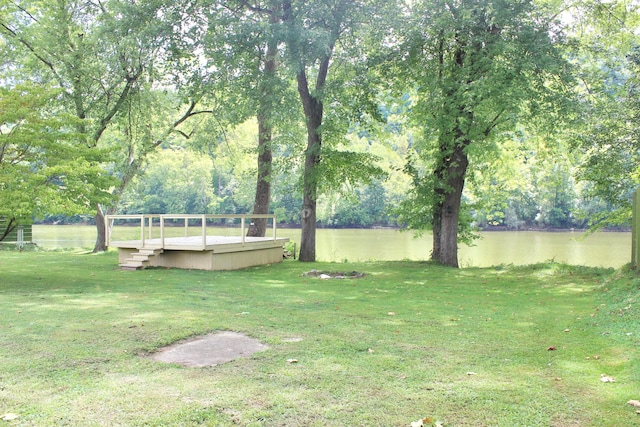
xmin=33 ymin=225 xmax=631 ymax=268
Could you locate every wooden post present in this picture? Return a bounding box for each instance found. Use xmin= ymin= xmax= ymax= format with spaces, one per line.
xmin=140 ymin=216 xmax=145 ymax=248
xmin=105 ymin=216 xmax=110 ymax=248
xmin=201 ymin=215 xmax=206 ymax=250
xmin=272 ymin=216 xmax=277 ymax=241
xmin=160 ymin=216 xmax=165 ymax=249
xmin=633 ymin=188 xmax=640 ymax=270
xmin=17 ymin=226 xmax=24 ymax=250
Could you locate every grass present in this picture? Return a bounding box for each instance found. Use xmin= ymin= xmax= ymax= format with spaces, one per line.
xmin=0 ymin=251 xmax=639 ymax=426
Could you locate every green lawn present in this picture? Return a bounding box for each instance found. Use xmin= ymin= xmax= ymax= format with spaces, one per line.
xmin=1 ymin=250 xmax=639 ymax=426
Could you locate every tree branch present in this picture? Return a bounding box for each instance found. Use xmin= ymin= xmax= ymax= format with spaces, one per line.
xmin=0 ymin=22 xmax=66 ymax=88
xmin=91 ymin=66 xmax=144 ymax=144
xmin=236 ymin=0 xmax=273 ymax=15
xmin=483 ymin=108 xmax=506 ymax=138
xmin=0 ymin=217 xmax=16 ymax=242
xmin=10 ymin=2 xmax=38 ymax=22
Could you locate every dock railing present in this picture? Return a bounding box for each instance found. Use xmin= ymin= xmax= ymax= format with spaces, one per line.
xmin=105 ymin=214 xmax=279 ymax=250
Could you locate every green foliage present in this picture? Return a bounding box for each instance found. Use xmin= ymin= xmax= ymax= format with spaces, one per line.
xmin=318 ymin=180 xmax=390 ymax=227
xmin=0 ymin=0 xmax=210 ymax=237
xmin=0 ymin=0 xmax=638 ymax=246
xmin=0 ymin=84 xmax=113 ymax=224
xmin=569 ymin=2 xmax=640 ymax=230
xmin=317 ymin=149 xmax=385 ymax=195
xmin=119 ymin=148 xmax=219 ymax=215
xmin=385 ymin=0 xmax=582 ymax=260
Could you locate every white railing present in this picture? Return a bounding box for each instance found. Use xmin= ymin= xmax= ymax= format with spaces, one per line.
xmin=105 ymin=214 xmax=279 ymax=250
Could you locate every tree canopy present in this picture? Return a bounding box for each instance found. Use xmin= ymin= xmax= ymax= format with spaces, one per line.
xmin=392 ymin=0 xmax=574 ymax=266
xmin=0 ymin=83 xmax=112 ymax=236
xmin=1 ymin=0 xmax=638 ymax=267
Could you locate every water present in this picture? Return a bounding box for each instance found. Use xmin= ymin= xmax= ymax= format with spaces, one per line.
xmin=32 ymin=225 xmax=631 ymax=268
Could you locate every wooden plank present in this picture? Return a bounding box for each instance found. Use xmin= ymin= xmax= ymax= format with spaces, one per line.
xmin=109 ymin=236 xmax=286 ymax=249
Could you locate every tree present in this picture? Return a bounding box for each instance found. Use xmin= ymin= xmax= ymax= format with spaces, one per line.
xmin=1 ymin=0 xmax=158 ymax=250
xmin=282 ymin=0 xmax=389 ymax=261
xmin=570 ymin=1 xmax=640 ymax=229
xmin=1 ymin=0 xmax=213 ymax=251
xmin=202 ymin=0 xmax=298 ymax=237
xmin=0 ymin=84 xmax=112 ymax=239
xmin=396 ymin=0 xmax=572 ymax=267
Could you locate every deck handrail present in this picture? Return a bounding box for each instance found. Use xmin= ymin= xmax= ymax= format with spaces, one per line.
xmin=105 ymin=214 xmax=279 ymax=249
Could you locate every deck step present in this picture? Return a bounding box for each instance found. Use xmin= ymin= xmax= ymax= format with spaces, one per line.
xmin=120 ymin=248 xmax=163 ymax=270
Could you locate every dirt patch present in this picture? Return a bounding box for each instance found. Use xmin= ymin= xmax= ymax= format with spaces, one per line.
xmin=149 ymin=331 xmax=269 ymax=367
xmin=303 ymin=270 xmax=365 ymax=279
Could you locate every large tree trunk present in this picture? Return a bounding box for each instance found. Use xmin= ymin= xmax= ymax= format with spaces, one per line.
xmin=432 ymin=142 xmax=469 ymax=267
xmin=300 ymin=188 xmax=317 ymax=261
xmin=93 ymin=204 xmax=110 ymax=253
xmin=93 ymin=165 xmax=134 ymax=252
xmin=431 ymin=146 xmax=446 ymax=262
xmin=248 ymin=12 xmax=278 ymax=238
xmin=297 ymin=71 xmax=324 ymax=262
xmin=439 ymin=184 xmax=463 ymax=268
xmin=94 ymin=204 xmax=119 ymax=252
xmin=282 ymin=0 xmax=333 ymax=262
xmin=247 ymin=116 xmax=273 ymax=237
xmin=298 ymin=98 xmax=323 ymax=262
xmin=431 ymin=202 xmax=442 ymax=262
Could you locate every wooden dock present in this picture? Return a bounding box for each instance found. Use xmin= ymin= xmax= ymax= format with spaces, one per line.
xmin=106 ymin=214 xmax=289 ymax=271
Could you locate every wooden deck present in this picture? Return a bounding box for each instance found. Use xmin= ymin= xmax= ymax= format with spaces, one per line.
xmin=106 ymin=214 xmax=289 ymax=271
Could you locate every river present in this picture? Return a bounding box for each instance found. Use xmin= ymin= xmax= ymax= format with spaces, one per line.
xmin=32 ymin=225 xmax=631 ymax=268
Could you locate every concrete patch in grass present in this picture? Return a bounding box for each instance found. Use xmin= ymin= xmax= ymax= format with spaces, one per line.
xmin=150 ymin=331 xmax=269 ymax=367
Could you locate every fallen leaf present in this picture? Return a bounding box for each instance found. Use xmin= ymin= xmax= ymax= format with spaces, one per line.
xmin=593 ymin=355 xmax=600 ymax=360
xmin=627 ymin=400 xmax=640 ymax=407
xmin=388 ymin=312 xmax=396 ymax=316
xmin=411 ymin=417 xmax=433 ymax=427
xmin=286 ymin=358 xmax=298 ymax=364
xmin=554 ymin=377 xmax=562 ymax=381
xmin=466 ymin=371 xmax=477 ymax=376
xmin=2 ymin=414 xmax=19 ymax=421
xmin=564 ymin=328 xmax=570 ymax=332
xmin=367 ymin=348 xmax=375 ymax=353
xmin=547 ymin=346 xmax=556 ymax=351
xmin=600 ymin=374 xmax=616 ymax=383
